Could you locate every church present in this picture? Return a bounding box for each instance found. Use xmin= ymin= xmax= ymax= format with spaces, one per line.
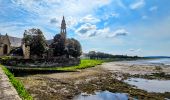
xmin=0 ymin=16 xmax=68 ymax=59
xmin=0 ymin=34 xmax=22 ymax=56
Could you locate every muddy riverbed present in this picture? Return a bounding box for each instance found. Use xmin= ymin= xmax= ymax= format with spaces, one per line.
xmin=16 ymin=59 xmax=170 ymax=100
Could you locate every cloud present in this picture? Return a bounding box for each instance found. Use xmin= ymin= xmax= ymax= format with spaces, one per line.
xmin=7 ymin=0 xmax=112 ymax=39
xmin=75 ymin=23 xmax=97 ymax=37
xmin=104 ymin=12 xmax=120 ymax=20
xmin=75 ymin=23 xmax=111 ymax=38
xmin=80 ymin=15 xmax=100 ymax=23
xmin=149 ymin=6 xmax=158 ymax=12
xmin=130 ymin=0 xmax=145 ymax=10
xmin=129 ymin=48 xmax=141 ymax=52
xmin=115 ymin=0 xmax=127 ymax=9
xmin=106 ymin=29 xmax=129 ymax=38
xmin=76 ymin=23 xmax=129 ymax=39
xmin=50 ymin=18 xmax=59 ymax=24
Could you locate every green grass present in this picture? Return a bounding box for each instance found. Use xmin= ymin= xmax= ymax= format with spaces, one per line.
xmin=55 ymin=59 xmax=104 ymax=71
xmin=0 ymin=65 xmax=33 ymax=100
xmin=8 ymin=59 xmax=104 ymax=72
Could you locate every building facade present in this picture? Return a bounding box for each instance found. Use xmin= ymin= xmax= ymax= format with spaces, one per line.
xmin=0 ymin=34 xmax=11 ymax=56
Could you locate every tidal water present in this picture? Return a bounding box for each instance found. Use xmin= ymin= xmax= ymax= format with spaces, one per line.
xmin=73 ymin=91 xmax=129 ymax=100
xmin=124 ymin=78 xmax=170 ymax=93
xmin=124 ymin=58 xmax=170 ymax=66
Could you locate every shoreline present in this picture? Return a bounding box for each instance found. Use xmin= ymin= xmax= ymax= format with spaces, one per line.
xmin=15 ymin=60 xmax=170 ymax=100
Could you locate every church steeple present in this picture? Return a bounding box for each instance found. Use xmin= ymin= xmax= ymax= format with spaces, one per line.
xmin=61 ymin=16 xmax=66 ymax=39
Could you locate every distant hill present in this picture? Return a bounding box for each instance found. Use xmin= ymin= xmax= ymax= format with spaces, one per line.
xmin=145 ymin=56 xmax=170 ymax=58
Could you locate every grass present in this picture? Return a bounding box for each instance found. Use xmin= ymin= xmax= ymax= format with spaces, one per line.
xmin=8 ymin=59 xmax=104 ymax=72
xmin=55 ymin=59 xmax=104 ymax=71
xmin=0 ymin=65 xmax=33 ymax=100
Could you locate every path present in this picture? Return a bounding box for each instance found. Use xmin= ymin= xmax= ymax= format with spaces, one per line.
xmin=0 ymin=67 xmax=21 ymax=100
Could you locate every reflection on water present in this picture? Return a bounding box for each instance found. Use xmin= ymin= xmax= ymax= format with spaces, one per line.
xmin=124 ymin=78 xmax=170 ymax=93
xmin=73 ymin=91 xmax=129 ymax=100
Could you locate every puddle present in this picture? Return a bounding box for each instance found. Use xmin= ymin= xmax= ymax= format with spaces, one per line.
xmin=124 ymin=78 xmax=170 ymax=93
xmin=73 ymin=91 xmax=129 ymax=100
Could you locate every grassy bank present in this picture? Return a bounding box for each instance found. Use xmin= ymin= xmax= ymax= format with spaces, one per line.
xmin=56 ymin=59 xmax=103 ymax=71
xmin=0 ymin=65 xmax=33 ymax=100
xmin=8 ymin=59 xmax=104 ymax=72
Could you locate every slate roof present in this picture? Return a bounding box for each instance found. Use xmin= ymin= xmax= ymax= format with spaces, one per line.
xmin=8 ymin=36 xmax=22 ymax=47
xmin=0 ymin=35 xmax=22 ymax=47
xmin=0 ymin=34 xmax=53 ymax=47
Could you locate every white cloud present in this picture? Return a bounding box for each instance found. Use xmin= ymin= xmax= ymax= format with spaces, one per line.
xmin=80 ymin=15 xmax=100 ymax=24
xmin=11 ymin=0 xmax=111 ymax=17
xmin=76 ymin=23 xmax=129 ymax=39
xmin=9 ymin=0 xmax=111 ymax=39
xmin=75 ymin=23 xmax=111 ymax=38
xmin=106 ymin=29 xmax=129 ymax=38
xmin=130 ymin=0 xmax=145 ymax=10
xmin=75 ymin=23 xmax=97 ymax=37
xmin=149 ymin=6 xmax=158 ymax=12
xmin=103 ymin=12 xmax=120 ymax=21
xmin=115 ymin=0 xmax=127 ymax=9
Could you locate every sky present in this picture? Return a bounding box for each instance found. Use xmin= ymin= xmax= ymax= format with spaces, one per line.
xmin=0 ymin=0 xmax=170 ymax=56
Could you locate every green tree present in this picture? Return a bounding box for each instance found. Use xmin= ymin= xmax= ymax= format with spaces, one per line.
xmin=66 ymin=38 xmax=82 ymax=58
xmin=23 ymin=29 xmax=47 ymax=57
xmin=51 ymin=34 xmax=66 ymax=56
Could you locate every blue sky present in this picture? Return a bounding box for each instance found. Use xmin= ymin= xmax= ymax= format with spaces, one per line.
xmin=0 ymin=0 xmax=170 ymax=56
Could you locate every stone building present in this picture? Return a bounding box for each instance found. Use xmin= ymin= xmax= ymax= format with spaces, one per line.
xmin=61 ymin=16 xmax=67 ymax=40
xmin=0 ymin=34 xmax=22 ymax=56
xmin=0 ymin=16 xmax=68 ymax=59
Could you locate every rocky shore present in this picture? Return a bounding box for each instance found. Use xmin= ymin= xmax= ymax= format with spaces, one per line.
xmin=16 ymin=61 xmax=170 ymax=100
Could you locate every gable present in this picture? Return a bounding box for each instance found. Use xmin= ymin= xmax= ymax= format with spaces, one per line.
xmin=0 ymin=35 xmax=11 ymax=45
xmin=8 ymin=36 xmax=22 ymax=47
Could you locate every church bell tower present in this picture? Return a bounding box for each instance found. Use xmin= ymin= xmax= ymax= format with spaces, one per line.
xmin=60 ymin=16 xmax=66 ymax=39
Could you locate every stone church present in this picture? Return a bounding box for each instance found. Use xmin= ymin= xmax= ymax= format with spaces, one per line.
xmin=0 ymin=34 xmax=21 ymax=56
xmin=0 ymin=16 xmax=67 ymax=59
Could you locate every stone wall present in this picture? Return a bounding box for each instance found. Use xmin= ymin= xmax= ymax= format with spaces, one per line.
xmin=0 ymin=66 xmax=21 ymax=100
xmin=0 ymin=57 xmax=80 ymax=67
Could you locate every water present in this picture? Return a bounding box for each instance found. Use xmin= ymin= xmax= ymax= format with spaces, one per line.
xmin=73 ymin=91 xmax=129 ymax=100
xmin=124 ymin=58 xmax=170 ymax=66
xmin=147 ymin=58 xmax=170 ymax=65
xmin=124 ymin=78 xmax=170 ymax=93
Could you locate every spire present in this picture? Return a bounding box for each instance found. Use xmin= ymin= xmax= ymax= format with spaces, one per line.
xmin=61 ymin=16 xmax=66 ymax=29
xmin=62 ymin=16 xmax=65 ymax=21
xmin=60 ymin=16 xmax=66 ymax=39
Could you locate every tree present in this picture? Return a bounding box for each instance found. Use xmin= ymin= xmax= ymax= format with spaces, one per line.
xmin=23 ymin=29 xmax=47 ymax=57
xmin=66 ymin=38 xmax=82 ymax=58
xmin=51 ymin=34 xmax=66 ymax=56
xmin=88 ymin=51 xmax=96 ymax=59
